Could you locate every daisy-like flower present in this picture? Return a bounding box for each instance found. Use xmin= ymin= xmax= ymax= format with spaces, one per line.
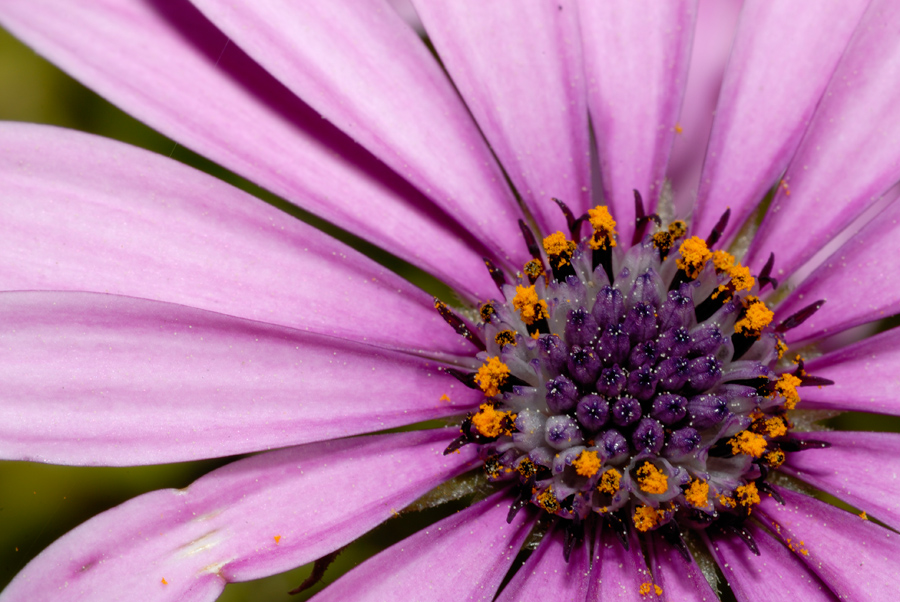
xmin=2 ymin=0 xmax=900 ymax=600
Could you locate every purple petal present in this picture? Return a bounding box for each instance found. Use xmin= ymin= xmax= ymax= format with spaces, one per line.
xmin=666 ymin=0 xmax=743 ymax=215
xmin=494 ymin=523 xmax=590 ymax=602
xmin=707 ymin=522 xmax=836 ymax=600
xmin=692 ymin=0 xmax=869 ymax=245
xmin=410 ymin=1 xmax=591 ymax=235
xmin=797 ymin=327 xmax=900 ymax=416
xmin=310 ymin=492 xmax=534 ymax=602
xmin=0 ymin=123 xmax=471 ymax=355
xmin=757 ymin=486 xmax=900 ymax=600
xmin=646 ymin=533 xmax=718 ymax=600
xmin=578 ymin=0 xmax=697 ymax=239
xmin=773 ymin=197 xmax=900 ymax=343
xmin=782 ymin=431 xmax=900 ymax=532
xmin=586 ymin=525 xmax=652 ymax=601
xmin=746 ymin=0 xmax=900 ymax=275
xmin=0 ymin=0 xmax=500 ymax=297
xmin=1 ymin=430 xmax=478 ymax=602
xmin=0 ymin=292 xmax=481 ymax=465
xmin=188 ymin=0 xmax=528 ymax=269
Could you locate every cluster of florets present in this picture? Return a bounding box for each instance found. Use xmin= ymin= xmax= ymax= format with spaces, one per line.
xmin=442 ymin=203 xmax=824 ymax=540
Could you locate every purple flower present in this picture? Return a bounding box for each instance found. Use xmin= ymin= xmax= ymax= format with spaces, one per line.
xmin=2 ymin=1 xmax=900 ymax=600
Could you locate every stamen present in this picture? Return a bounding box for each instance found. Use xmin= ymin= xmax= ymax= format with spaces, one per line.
xmin=771 ymin=373 xmax=802 ymax=410
xmin=599 ymin=468 xmax=622 ymax=494
xmin=573 ymin=450 xmax=602 ymax=477
xmin=734 ymin=297 xmax=774 ymax=336
xmin=633 ymin=505 xmax=663 ymax=532
xmin=482 ymin=257 xmax=507 ymax=291
xmin=471 ymin=403 xmax=516 ymax=438
xmin=512 ymin=284 xmax=549 ymax=328
xmin=588 ymin=205 xmax=618 ymax=250
xmin=685 ymin=479 xmax=710 ymax=509
xmin=730 ymin=430 xmax=768 ymax=458
xmin=676 ymin=237 xmax=713 ymax=279
xmin=433 ymin=299 xmax=485 ymax=351
xmin=523 ymin=259 xmax=545 ymax=284
xmin=735 ymin=482 xmax=761 ymax=511
xmin=474 ymin=357 xmax=510 ymax=397
xmin=636 ymin=462 xmax=668 ymax=494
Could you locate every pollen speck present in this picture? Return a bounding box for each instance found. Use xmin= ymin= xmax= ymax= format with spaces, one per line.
xmin=439 ymin=394 xmax=451 ymax=403
xmin=860 ymin=511 xmax=868 ymax=520
xmin=274 ymin=535 xmax=281 ymax=544
xmin=474 ymin=357 xmax=509 ymax=397
xmin=674 ymin=123 xmax=683 ymax=134
xmin=572 ymin=450 xmax=601 ymax=477
xmin=161 ymin=578 xmax=168 ymax=585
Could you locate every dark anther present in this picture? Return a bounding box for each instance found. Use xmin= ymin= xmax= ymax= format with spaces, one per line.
xmin=798 ymin=374 xmax=835 ymax=387
xmin=553 ymin=197 xmax=579 ymax=237
xmin=632 ymin=189 xmax=662 ymax=246
xmin=518 ymin=219 xmax=542 ymax=259
xmin=706 ymin=438 xmax=736 ymax=458
xmin=548 ymin=255 xmax=576 ymax=283
xmin=605 ymin=513 xmax=630 ymax=551
xmin=593 ymin=245 xmax=614 ymax=283
xmin=563 ymin=518 xmax=583 ymax=563
xmin=705 ymin=208 xmax=731 ymax=248
xmin=442 ymin=434 xmax=468 ymax=456
xmin=444 ymin=368 xmax=478 ymax=389
xmin=483 ymin=257 xmax=507 ymax=291
xmin=775 ymin=300 xmax=825 ymax=333
xmin=660 ymin=523 xmax=691 ymax=562
xmin=507 ymin=487 xmax=531 ymax=524
xmin=694 ymin=291 xmax=728 ymax=323
xmin=758 ymin=253 xmax=778 ymax=291
xmin=778 ymin=438 xmax=832 ymax=452
xmin=730 ymin=332 xmax=757 ymax=360
xmin=717 ymin=521 xmax=760 ymax=556
xmin=757 ymin=481 xmax=785 ymax=505
xmin=288 ymin=547 xmax=343 ymax=595
xmin=434 ymin=299 xmax=486 ymax=351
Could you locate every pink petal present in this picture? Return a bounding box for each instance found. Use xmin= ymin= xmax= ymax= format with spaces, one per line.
xmin=578 ymin=0 xmax=697 ymax=240
xmin=757 ymin=486 xmax=900 ymax=600
xmin=0 ymin=0 xmax=499 ymax=297
xmin=745 ymin=0 xmax=900 ymax=274
xmin=646 ymin=533 xmax=718 ymax=600
xmin=1 ymin=430 xmax=478 ymax=602
xmin=0 ymin=292 xmax=481 ymax=466
xmin=692 ymin=0 xmax=869 ymax=245
xmin=772 ymin=188 xmax=900 ymax=344
xmin=189 ymin=0 xmax=529 ymax=270
xmin=410 ymin=1 xmax=591 ymax=235
xmin=494 ymin=523 xmax=590 ymax=602
xmin=586 ymin=526 xmax=653 ymax=601
xmin=782 ymin=431 xmax=900 ymax=531
xmin=310 ymin=492 xmax=534 ymax=602
xmin=0 ymin=123 xmax=471 ymax=356
xmin=707 ymin=522 xmax=836 ymax=600
xmin=796 ymin=327 xmax=900 ymax=416
xmin=666 ymin=0 xmax=743 ymax=215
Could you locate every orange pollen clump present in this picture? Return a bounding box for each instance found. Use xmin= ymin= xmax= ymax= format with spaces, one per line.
xmin=676 ymin=236 xmax=713 ymax=278
xmin=763 ymin=416 xmax=788 ymax=438
xmin=471 ymin=403 xmax=515 ymax=438
xmin=636 ymin=462 xmax=669 ymax=494
xmin=735 ymin=482 xmax=761 ymax=510
xmin=633 ymin=505 xmax=662 ymax=532
xmin=573 ymin=450 xmax=602 ymax=477
xmin=474 ymin=357 xmax=510 ymax=397
xmin=543 ymin=231 xmax=576 ymax=260
xmin=512 ymin=285 xmax=549 ymax=325
xmin=712 ymin=249 xmax=736 ymax=272
xmin=776 ymin=339 xmax=789 ymax=360
xmin=765 ymin=450 xmax=786 ymax=467
xmin=599 ymin=468 xmax=622 ymax=494
xmin=734 ymin=297 xmax=774 ymax=336
xmin=479 ymin=302 xmax=496 ymax=322
xmin=685 ymin=479 xmax=710 ymax=508
xmin=727 ymin=263 xmax=755 ymax=293
xmin=639 ymin=583 xmax=664 ymax=597
xmin=494 ymin=330 xmax=517 ymax=348
xmin=588 ymin=205 xmax=618 ymax=250
xmin=524 ymin=258 xmax=545 ymax=280
xmin=537 ymin=488 xmax=560 ymax=513
xmin=717 ymin=494 xmax=736 ymax=509
xmin=730 ymin=430 xmax=768 ymax=458
xmin=773 ymin=373 xmax=802 ymax=410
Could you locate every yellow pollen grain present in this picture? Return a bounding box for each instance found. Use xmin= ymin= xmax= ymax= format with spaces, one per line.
xmin=676 ymin=236 xmax=713 ymax=278
xmin=712 ymin=249 xmax=736 ymax=272
xmin=773 ymin=373 xmax=802 ymax=410
xmin=786 ymin=538 xmax=809 ymax=556
xmin=598 ymin=468 xmax=622 ymax=494
xmin=860 ymin=511 xmax=868 ymax=520
xmin=674 ymin=123 xmax=684 ymax=134
xmin=588 ymin=205 xmax=618 ymax=250
xmin=471 ymin=403 xmax=515 ymax=438
xmin=512 ymin=285 xmax=548 ymax=325
xmin=730 ymin=430 xmax=768 ymax=458
xmin=639 ymin=583 xmax=652 ymax=596
xmin=474 ymin=357 xmax=510 ymax=397
xmin=274 ymin=535 xmax=281 ymax=544
xmin=764 ymin=416 xmax=788 ymax=438
xmin=766 ymin=449 xmax=786 ymax=467
xmin=734 ymin=297 xmax=774 ymax=336
xmin=537 ymin=489 xmax=560 ymax=513
xmin=439 ymin=393 xmax=451 ymax=403
xmin=494 ymin=330 xmax=517 ymax=348
xmin=717 ymin=494 xmax=736 ymax=509
xmin=736 ymin=482 xmax=761 ymax=510
xmin=573 ymin=450 xmax=602 ymax=477
xmin=637 ymin=462 xmax=669 ymax=494
xmin=543 ymin=231 xmax=574 ymax=258
xmin=685 ymin=479 xmax=710 ymax=509
xmin=633 ymin=505 xmax=662 ymax=532
xmin=161 ymin=578 xmax=168 ymax=585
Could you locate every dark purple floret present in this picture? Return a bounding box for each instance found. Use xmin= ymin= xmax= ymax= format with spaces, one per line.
xmin=624 ymin=302 xmax=658 ymax=343
xmin=630 ymin=269 xmax=663 ymax=308
xmin=657 ymin=327 xmax=692 ymax=358
xmin=568 ymin=345 xmax=602 ymax=386
xmin=566 ymin=307 xmax=599 ymax=347
xmin=598 ymin=322 xmax=630 ymax=366
xmin=651 ymin=393 xmax=688 ymax=425
xmin=537 ymin=334 xmax=568 ymax=374
xmin=687 ymin=394 xmax=730 ymax=429
xmin=576 ymin=394 xmax=610 ymax=431
xmin=688 ymin=355 xmax=723 ymax=391
xmin=657 ymin=356 xmax=691 ymax=391
xmin=690 ymin=324 xmax=726 ymax=356
xmin=596 ymin=364 xmax=627 ymax=397
xmin=612 ymin=397 xmax=642 ymax=427
xmin=628 ymin=340 xmax=658 ymax=368
xmin=666 ymin=427 xmax=701 ymax=458
xmin=546 ymin=375 xmax=579 ymax=413
xmin=599 ymin=429 xmax=629 ymax=462
xmin=659 ymin=286 xmax=694 ymax=331
xmin=632 ymin=418 xmax=665 ymax=455
xmin=626 ymin=364 xmax=659 ymax=401
xmin=545 ymin=415 xmax=583 ymax=450
xmin=592 ymin=285 xmax=625 ymax=328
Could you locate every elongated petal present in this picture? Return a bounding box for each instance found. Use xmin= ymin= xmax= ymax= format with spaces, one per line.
xmin=0 ymin=0 xmax=499 ymax=297
xmin=411 ymin=1 xmax=590 ymax=235
xmin=782 ymin=431 xmax=900 ymax=531
xmin=0 ymin=430 xmax=478 ymax=602
xmin=746 ymin=0 xmax=900 ymax=274
xmin=692 ymin=0 xmax=869 ymax=244
xmin=586 ymin=526 xmax=652 ymax=601
xmin=707 ymin=523 xmax=837 ymax=601
xmin=578 ymin=0 xmax=697 ymax=240
xmin=0 ymin=292 xmax=480 ymax=466
xmin=189 ymin=0 xmax=528 ymax=269
xmin=797 ymin=327 xmax=900 ymax=416
xmin=0 ymin=123 xmax=471 ymax=356
xmin=773 ymin=197 xmax=900 ymax=343
xmin=757 ymin=487 xmax=900 ymax=600
xmin=310 ymin=493 xmax=534 ymax=602
xmin=646 ymin=533 xmax=718 ymax=601
xmin=495 ymin=523 xmax=590 ymax=602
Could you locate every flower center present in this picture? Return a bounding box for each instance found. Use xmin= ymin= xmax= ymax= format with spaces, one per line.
xmin=440 ymin=199 xmax=831 ymax=554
